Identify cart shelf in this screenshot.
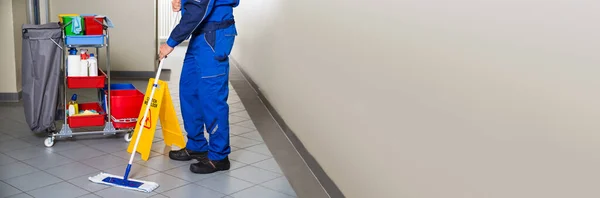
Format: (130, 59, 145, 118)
(65, 35, 106, 47)
(67, 69, 107, 89)
(67, 102, 106, 128)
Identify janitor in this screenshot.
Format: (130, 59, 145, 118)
(158, 0, 239, 174)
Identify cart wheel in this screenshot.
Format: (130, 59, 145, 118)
(124, 132, 133, 142)
(44, 137, 55, 147)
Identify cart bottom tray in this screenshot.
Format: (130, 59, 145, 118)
(67, 102, 106, 128)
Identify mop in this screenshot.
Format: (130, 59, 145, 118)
(88, 12, 181, 193)
(88, 58, 166, 192)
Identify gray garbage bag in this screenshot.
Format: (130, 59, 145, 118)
(22, 23, 63, 133)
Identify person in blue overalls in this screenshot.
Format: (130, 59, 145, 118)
(158, 0, 239, 174)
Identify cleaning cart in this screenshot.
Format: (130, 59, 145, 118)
(44, 15, 141, 147)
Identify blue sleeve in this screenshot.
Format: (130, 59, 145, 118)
(166, 0, 215, 48)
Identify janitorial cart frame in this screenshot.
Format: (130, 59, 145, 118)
(44, 16, 134, 147)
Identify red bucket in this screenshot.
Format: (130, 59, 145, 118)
(84, 16, 104, 35)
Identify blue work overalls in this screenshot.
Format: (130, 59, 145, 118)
(166, 0, 239, 161)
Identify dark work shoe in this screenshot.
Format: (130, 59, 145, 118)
(190, 156, 231, 174)
(169, 148, 207, 161)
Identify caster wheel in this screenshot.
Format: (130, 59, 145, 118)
(44, 137, 55, 147)
(124, 132, 133, 142)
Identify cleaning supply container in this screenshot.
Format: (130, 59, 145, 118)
(84, 16, 104, 35)
(67, 48, 81, 77)
(99, 84, 144, 129)
(61, 15, 84, 36)
(88, 54, 98, 76)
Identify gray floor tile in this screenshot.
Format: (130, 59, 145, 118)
(229, 150, 271, 164)
(58, 147, 105, 161)
(0, 134, 16, 145)
(27, 182, 89, 198)
(163, 165, 221, 182)
(162, 184, 225, 198)
(0, 162, 38, 180)
(140, 173, 189, 193)
(6, 193, 33, 198)
(239, 131, 264, 142)
(88, 141, 130, 153)
(244, 144, 273, 157)
(0, 139, 33, 153)
(44, 141, 85, 153)
(229, 103, 244, 110)
(230, 185, 293, 198)
(4, 171, 62, 192)
(110, 150, 162, 162)
(67, 175, 109, 193)
(94, 187, 156, 198)
(0, 181, 22, 198)
(148, 194, 169, 198)
(16, 135, 47, 147)
(252, 159, 283, 174)
(230, 106, 245, 113)
(230, 111, 250, 119)
(233, 120, 256, 130)
(226, 166, 281, 184)
(45, 162, 99, 180)
(229, 160, 249, 170)
(261, 177, 297, 197)
(104, 165, 158, 179)
(81, 154, 128, 170)
(196, 174, 254, 195)
(229, 116, 249, 124)
(77, 194, 102, 198)
(22, 153, 74, 170)
(4, 147, 53, 161)
(229, 136, 261, 149)
(0, 153, 17, 166)
(150, 142, 171, 154)
(135, 155, 189, 172)
(0, 123, 32, 138)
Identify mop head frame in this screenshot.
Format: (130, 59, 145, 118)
(89, 172, 159, 193)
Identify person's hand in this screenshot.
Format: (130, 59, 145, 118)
(159, 43, 174, 60)
(172, 0, 181, 12)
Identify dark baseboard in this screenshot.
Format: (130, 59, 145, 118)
(231, 59, 346, 198)
(0, 91, 22, 102)
(110, 70, 171, 81)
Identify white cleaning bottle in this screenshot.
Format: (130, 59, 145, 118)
(80, 50, 89, 76)
(88, 53, 98, 76)
(67, 48, 81, 77)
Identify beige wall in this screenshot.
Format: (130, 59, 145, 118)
(232, 0, 600, 198)
(0, 0, 18, 93)
(50, 0, 157, 72)
(13, 0, 27, 91)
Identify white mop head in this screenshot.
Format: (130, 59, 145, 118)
(89, 172, 159, 193)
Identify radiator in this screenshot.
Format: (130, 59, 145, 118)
(158, 0, 180, 40)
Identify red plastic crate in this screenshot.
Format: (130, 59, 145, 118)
(106, 89, 144, 129)
(111, 117, 137, 129)
(67, 69, 106, 89)
(84, 16, 104, 35)
(67, 102, 106, 128)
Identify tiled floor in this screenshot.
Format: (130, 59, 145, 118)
(0, 47, 297, 198)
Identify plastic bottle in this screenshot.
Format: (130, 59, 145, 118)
(68, 94, 79, 116)
(67, 48, 81, 77)
(80, 50, 89, 76)
(88, 53, 98, 76)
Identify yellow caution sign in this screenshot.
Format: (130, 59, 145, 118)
(127, 78, 186, 161)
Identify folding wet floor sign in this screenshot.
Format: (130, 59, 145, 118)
(127, 78, 186, 161)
